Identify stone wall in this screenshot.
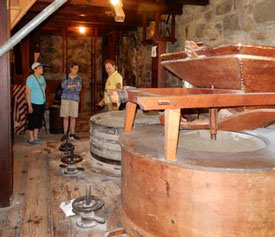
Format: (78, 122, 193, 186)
(40, 0, 275, 96)
(120, 28, 153, 88)
(40, 35, 63, 81)
(169, 0, 275, 51)
(164, 0, 275, 87)
(67, 36, 91, 111)
(40, 35, 101, 111)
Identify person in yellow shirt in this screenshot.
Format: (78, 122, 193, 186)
(98, 59, 123, 111)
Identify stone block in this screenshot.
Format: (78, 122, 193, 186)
(216, 0, 233, 15)
(250, 31, 270, 41)
(242, 16, 255, 32)
(196, 24, 206, 38)
(186, 24, 196, 39)
(204, 10, 214, 22)
(254, 0, 275, 23)
(234, 0, 253, 8)
(223, 13, 240, 30)
(232, 32, 248, 43)
(205, 24, 221, 40)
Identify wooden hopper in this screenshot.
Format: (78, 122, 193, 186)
(161, 43, 275, 92)
(159, 43, 275, 131)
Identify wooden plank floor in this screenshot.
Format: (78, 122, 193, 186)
(0, 127, 123, 237)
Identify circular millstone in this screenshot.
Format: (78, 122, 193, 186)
(119, 125, 275, 171)
(178, 130, 266, 153)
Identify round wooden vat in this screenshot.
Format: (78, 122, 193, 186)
(90, 110, 159, 174)
(119, 125, 275, 237)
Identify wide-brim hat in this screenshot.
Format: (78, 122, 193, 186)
(31, 62, 44, 70)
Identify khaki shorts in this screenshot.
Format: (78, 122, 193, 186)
(60, 99, 79, 118)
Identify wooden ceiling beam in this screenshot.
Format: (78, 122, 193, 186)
(28, 15, 139, 28)
(40, 21, 137, 32)
(175, 0, 209, 5)
(36, 0, 183, 14)
(25, 11, 143, 26)
(30, 2, 110, 15)
(29, 3, 140, 18)
(137, 3, 182, 14)
(38, 0, 114, 8)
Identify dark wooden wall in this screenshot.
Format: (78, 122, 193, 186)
(0, 0, 13, 207)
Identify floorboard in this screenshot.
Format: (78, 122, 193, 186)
(0, 113, 124, 237)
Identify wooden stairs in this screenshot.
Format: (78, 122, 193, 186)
(10, 0, 37, 29)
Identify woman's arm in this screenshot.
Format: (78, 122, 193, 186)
(73, 77, 82, 92)
(116, 82, 121, 89)
(26, 86, 33, 113)
(61, 75, 68, 89)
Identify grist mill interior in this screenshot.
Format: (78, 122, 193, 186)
(1, 0, 275, 236)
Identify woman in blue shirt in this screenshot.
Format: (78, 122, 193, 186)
(60, 62, 82, 141)
(25, 62, 46, 145)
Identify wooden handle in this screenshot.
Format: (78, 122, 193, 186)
(107, 89, 129, 103)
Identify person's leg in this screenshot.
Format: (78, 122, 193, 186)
(60, 100, 70, 141)
(70, 117, 76, 134)
(34, 129, 39, 139)
(27, 106, 35, 141)
(28, 130, 34, 141)
(33, 104, 45, 144)
(27, 104, 41, 145)
(63, 117, 69, 134)
(69, 101, 80, 140)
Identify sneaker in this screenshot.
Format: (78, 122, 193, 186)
(70, 134, 80, 140)
(27, 140, 37, 146)
(60, 134, 68, 142)
(34, 138, 45, 144)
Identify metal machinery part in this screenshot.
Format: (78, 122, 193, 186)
(72, 185, 105, 228)
(59, 142, 84, 175)
(59, 142, 75, 156)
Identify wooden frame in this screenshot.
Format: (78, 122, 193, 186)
(0, 0, 12, 207)
(110, 87, 275, 161)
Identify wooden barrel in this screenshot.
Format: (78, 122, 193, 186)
(90, 110, 159, 174)
(119, 125, 275, 237)
(49, 105, 63, 134)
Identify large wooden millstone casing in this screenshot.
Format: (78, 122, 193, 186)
(119, 125, 275, 237)
(90, 110, 159, 175)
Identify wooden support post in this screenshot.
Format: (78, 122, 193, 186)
(62, 28, 67, 73)
(101, 32, 108, 88)
(171, 15, 176, 39)
(21, 37, 30, 84)
(209, 108, 218, 140)
(124, 102, 137, 133)
(143, 13, 147, 42)
(94, 28, 98, 114)
(0, 0, 12, 207)
(157, 40, 166, 88)
(108, 30, 115, 61)
(29, 30, 40, 66)
(91, 29, 94, 114)
(164, 109, 180, 161)
(154, 12, 160, 41)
